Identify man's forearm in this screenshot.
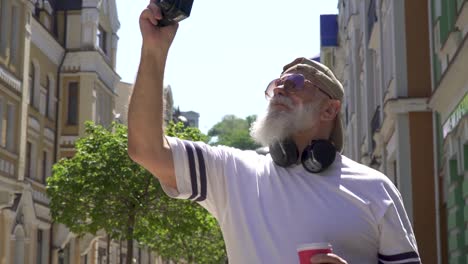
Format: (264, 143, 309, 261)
(128, 50, 168, 154)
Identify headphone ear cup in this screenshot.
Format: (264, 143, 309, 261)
(269, 138, 299, 167)
(301, 140, 337, 173)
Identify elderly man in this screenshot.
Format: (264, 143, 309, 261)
(128, 2, 420, 263)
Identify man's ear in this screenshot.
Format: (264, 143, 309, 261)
(321, 100, 341, 121)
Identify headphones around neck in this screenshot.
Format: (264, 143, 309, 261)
(269, 138, 337, 173)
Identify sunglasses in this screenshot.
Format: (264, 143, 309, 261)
(264, 73, 333, 100)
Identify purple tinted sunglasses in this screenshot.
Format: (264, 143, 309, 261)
(264, 73, 332, 99)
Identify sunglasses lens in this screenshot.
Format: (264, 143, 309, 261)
(265, 80, 277, 98)
(286, 74, 304, 89)
(264, 74, 305, 99)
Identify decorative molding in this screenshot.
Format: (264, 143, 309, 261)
(81, 7, 99, 24)
(32, 189, 50, 205)
(429, 38, 468, 121)
(60, 136, 78, 146)
(107, 0, 121, 32)
(83, 0, 102, 8)
(0, 146, 18, 160)
(24, 0, 38, 5)
(111, 33, 119, 49)
(386, 130, 397, 161)
(372, 131, 383, 157)
(31, 19, 65, 65)
(0, 190, 14, 208)
(62, 51, 120, 91)
(456, 3, 468, 35)
(0, 159, 15, 176)
(384, 97, 431, 114)
(44, 128, 55, 142)
(27, 128, 40, 140)
(28, 116, 40, 132)
(43, 0, 53, 15)
(440, 31, 462, 63)
(368, 20, 380, 51)
(0, 66, 22, 93)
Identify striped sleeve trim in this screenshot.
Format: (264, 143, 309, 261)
(194, 145, 207, 202)
(378, 251, 420, 264)
(378, 262, 420, 264)
(183, 141, 207, 202)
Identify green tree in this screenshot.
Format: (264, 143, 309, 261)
(208, 115, 260, 150)
(140, 121, 226, 263)
(47, 121, 226, 264)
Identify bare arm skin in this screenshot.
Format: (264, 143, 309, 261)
(127, 1, 179, 189)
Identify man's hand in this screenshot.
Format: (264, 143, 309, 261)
(310, 253, 348, 264)
(139, 0, 179, 56)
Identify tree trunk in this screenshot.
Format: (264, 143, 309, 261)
(106, 234, 111, 264)
(126, 238, 134, 264)
(126, 213, 135, 264)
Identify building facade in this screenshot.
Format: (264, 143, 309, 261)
(0, 0, 159, 263)
(429, 0, 468, 263)
(322, 0, 443, 262)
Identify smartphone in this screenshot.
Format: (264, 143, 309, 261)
(155, 0, 194, 27)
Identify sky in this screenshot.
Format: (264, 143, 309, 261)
(115, 0, 339, 134)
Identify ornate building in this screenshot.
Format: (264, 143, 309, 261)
(322, 0, 468, 263)
(321, 0, 447, 262)
(429, 0, 468, 263)
(0, 0, 156, 263)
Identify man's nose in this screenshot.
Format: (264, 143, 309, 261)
(273, 86, 287, 96)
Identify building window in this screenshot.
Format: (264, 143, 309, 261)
(80, 254, 88, 264)
(58, 244, 70, 264)
(67, 82, 78, 125)
(10, 4, 19, 65)
(0, 97, 4, 147)
(25, 142, 32, 178)
(98, 248, 106, 264)
(42, 151, 47, 183)
(97, 25, 107, 54)
(0, 0, 9, 57)
(29, 62, 41, 109)
(29, 63, 35, 106)
(5, 103, 15, 151)
(37, 229, 43, 264)
(33, 2, 40, 19)
(13, 227, 25, 264)
(45, 77, 50, 117)
(47, 76, 56, 120)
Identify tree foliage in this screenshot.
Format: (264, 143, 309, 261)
(208, 115, 260, 150)
(47, 121, 226, 263)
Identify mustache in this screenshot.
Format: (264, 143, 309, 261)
(268, 96, 294, 109)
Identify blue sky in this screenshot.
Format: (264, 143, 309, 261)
(115, 0, 339, 133)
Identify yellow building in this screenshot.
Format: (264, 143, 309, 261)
(0, 0, 158, 263)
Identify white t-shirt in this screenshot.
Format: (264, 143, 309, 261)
(162, 137, 420, 264)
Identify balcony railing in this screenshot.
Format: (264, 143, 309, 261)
(367, 0, 378, 42)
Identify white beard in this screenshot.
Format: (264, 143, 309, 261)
(250, 96, 321, 147)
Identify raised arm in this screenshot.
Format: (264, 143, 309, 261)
(128, 1, 178, 189)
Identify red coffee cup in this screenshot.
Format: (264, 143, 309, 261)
(297, 243, 333, 264)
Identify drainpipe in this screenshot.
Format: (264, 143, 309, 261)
(427, 1, 441, 263)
